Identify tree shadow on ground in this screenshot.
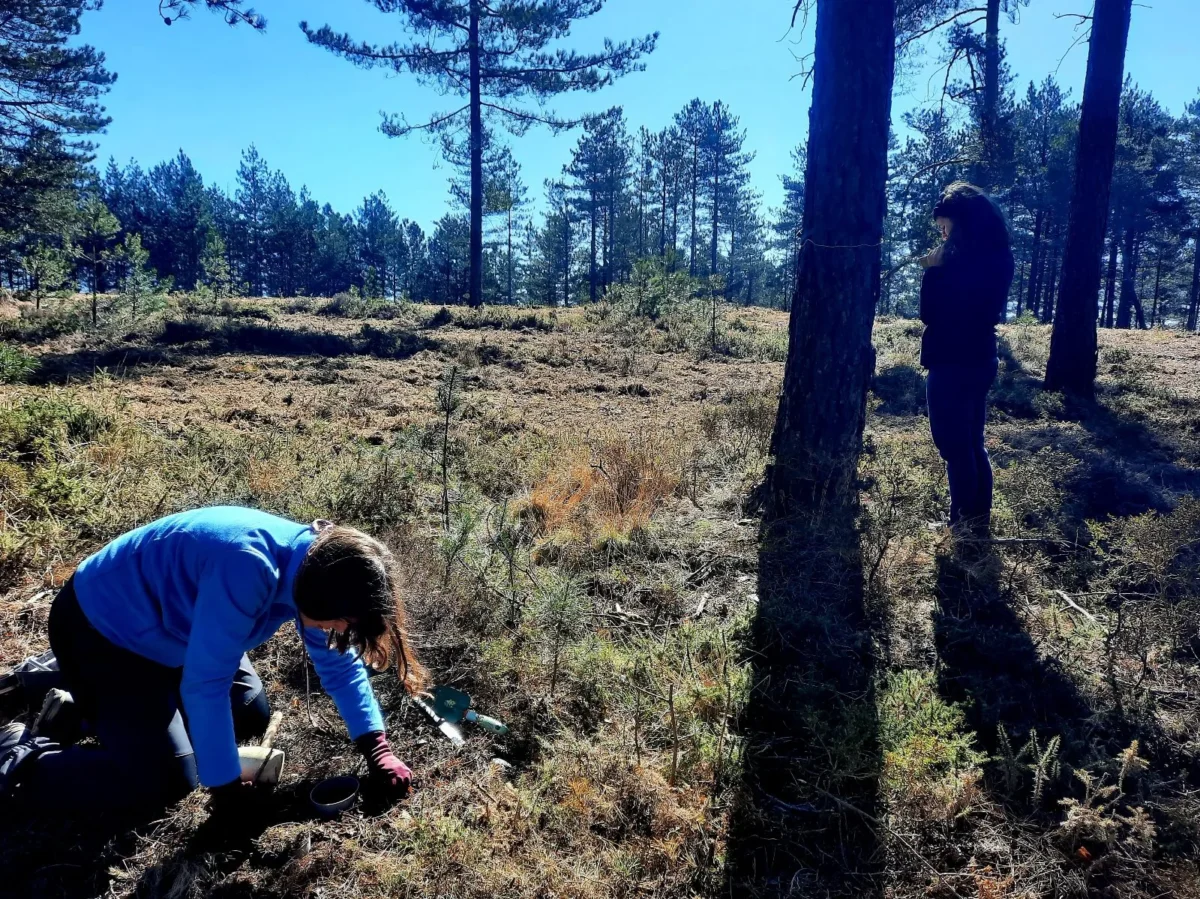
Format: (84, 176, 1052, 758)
(722, 502, 882, 898)
(871, 362, 927, 417)
(992, 337, 1200, 521)
(28, 318, 442, 386)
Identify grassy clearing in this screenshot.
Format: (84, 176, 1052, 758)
(1, 294, 1199, 898)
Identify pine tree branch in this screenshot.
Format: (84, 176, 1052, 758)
(380, 104, 471, 137)
(158, 0, 265, 29)
(480, 101, 576, 131)
(897, 6, 988, 51)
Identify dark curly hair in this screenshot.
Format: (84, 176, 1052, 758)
(933, 181, 1012, 263)
(293, 524, 426, 695)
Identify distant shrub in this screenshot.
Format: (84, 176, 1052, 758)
(428, 305, 556, 332)
(177, 294, 274, 321)
(320, 291, 405, 320)
(0, 306, 85, 344)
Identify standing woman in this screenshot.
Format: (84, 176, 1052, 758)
(919, 182, 1015, 537)
(0, 507, 425, 818)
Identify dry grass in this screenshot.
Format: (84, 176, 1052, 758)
(521, 433, 684, 549)
(2, 297, 1199, 899)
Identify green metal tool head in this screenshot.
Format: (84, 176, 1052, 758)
(431, 685, 472, 724)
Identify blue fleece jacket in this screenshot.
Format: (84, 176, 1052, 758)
(73, 506, 385, 787)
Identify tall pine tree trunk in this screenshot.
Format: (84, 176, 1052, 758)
(467, 0, 484, 307)
(769, 0, 895, 514)
(659, 172, 668, 257)
(507, 207, 514, 305)
(1026, 209, 1045, 315)
(1116, 228, 1138, 328)
(1187, 238, 1200, 331)
(1102, 232, 1119, 327)
(689, 136, 699, 276)
(1041, 242, 1061, 324)
(1045, 0, 1133, 396)
(711, 104, 721, 279)
(1150, 251, 1163, 326)
(588, 191, 598, 304)
(91, 260, 100, 327)
(1015, 257, 1027, 317)
(982, 0, 1001, 185)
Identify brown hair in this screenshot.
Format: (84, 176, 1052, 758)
(933, 181, 1012, 262)
(293, 525, 427, 695)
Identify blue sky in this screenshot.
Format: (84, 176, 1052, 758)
(79, 1, 1199, 228)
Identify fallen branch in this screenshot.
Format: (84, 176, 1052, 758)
(1053, 590, 1098, 623)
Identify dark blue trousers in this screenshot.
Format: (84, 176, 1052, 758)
(23, 580, 270, 813)
(927, 361, 998, 529)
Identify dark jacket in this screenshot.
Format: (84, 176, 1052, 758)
(919, 248, 1014, 369)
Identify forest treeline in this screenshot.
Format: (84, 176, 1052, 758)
(1, 1, 1198, 332)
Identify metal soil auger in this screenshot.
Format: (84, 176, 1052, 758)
(414, 686, 508, 746)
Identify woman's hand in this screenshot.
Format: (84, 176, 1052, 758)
(919, 243, 945, 269)
(355, 731, 412, 798)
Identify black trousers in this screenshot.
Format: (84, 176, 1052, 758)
(927, 360, 998, 528)
(23, 579, 271, 812)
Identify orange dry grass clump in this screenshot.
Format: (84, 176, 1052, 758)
(522, 434, 682, 544)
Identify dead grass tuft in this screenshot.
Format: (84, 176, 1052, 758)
(521, 433, 683, 547)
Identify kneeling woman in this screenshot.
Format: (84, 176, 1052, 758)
(4, 506, 424, 814)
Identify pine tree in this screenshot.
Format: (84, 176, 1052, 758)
(674, 100, 710, 277)
(769, 0, 895, 514)
(234, 145, 271, 296)
(1109, 82, 1183, 329)
(701, 101, 753, 284)
(73, 194, 120, 324)
(0, 1, 115, 157)
(200, 230, 232, 298)
(1045, 0, 1134, 396)
(147, 151, 213, 290)
(20, 242, 70, 310)
(772, 144, 807, 308)
(303, 2, 656, 308)
(117, 233, 160, 321)
(356, 191, 399, 297)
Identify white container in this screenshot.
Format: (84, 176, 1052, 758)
(238, 746, 285, 786)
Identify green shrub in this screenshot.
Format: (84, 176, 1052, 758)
(0, 343, 38, 383)
(0, 395, 112, 466)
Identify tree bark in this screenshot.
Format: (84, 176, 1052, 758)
(768, 0, 895, 515)
(467, 0, 484, 307)
(1045, 0, 1133, 397)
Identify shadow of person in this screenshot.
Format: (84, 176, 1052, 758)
(722, 500, 883, 898)
(933, 547, 1097, 796)
(132, 778, 335, 897)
